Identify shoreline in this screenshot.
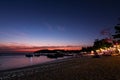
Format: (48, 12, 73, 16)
(0, 55, 71, 71)
(0, 56, 79, 79)
(0, 56, 74, 72)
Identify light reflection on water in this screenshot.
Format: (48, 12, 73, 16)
(0, 56, 58, 70)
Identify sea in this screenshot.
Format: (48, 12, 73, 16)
(0, 53, 68, 71)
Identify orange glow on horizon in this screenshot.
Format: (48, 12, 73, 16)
(0, 45, 82, 53)
(15, 46, 82, 53)
(0, 42, 82, 53)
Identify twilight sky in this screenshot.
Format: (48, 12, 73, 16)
(0, 0, 120, 52)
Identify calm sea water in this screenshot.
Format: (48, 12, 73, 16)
(0, 55, 67, 70)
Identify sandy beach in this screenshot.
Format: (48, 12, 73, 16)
(1, 56, 120, 80)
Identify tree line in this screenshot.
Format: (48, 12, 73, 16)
(81, 19, 120, 53)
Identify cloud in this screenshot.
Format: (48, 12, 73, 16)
(0, 45, 81, 53)
(0, 30, 31, 43)
(0, 31, 12, 37)
(44, 22, 66, 32)
(57, 26, 65, 32)
(44, 23, 53, 31)
(0, 43, 82, 53)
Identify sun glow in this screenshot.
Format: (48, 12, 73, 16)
(0, 42, 82, 53)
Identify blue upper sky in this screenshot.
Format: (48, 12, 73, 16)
(0, 0, 120, 47)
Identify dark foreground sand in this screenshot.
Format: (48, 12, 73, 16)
(1, 56, 120, 80)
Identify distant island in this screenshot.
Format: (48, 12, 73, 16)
(34, 49, 81, 58)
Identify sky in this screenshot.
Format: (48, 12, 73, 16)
(0, 0, 120, 53)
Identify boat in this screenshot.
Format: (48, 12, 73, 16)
(46, 53, 64, 58)
(34, 54, 40, 57)
(25, 54, 33, 57)
(46, 54, 58, 58)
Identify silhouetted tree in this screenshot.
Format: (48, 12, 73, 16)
(93, 39, 112, 50)
(112, 18, 120, 44)
(93, 39, 101, 50)
(80, 46, 93, 52)
(112, 23, 120, 43)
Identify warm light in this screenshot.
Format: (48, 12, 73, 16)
(90, 51, 94, 55)
(91, 51, 94, 54)
(118, 49, 120, 54)
(96, 50, 100, 53)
